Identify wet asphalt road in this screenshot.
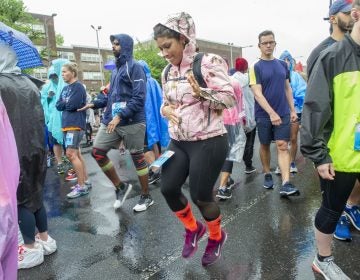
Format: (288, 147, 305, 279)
(18, 141, 360, 280)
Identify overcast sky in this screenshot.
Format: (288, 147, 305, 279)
(23, 0, 333, 65)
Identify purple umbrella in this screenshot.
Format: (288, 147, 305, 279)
(0, 21, 43, 69)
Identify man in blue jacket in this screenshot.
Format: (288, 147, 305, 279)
(80, 34, 153, 212)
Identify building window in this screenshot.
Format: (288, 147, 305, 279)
(83, 72, 103, 81)
(33, 67, 48, 80)
(81, 53, 100, 62)
(32, 23, 45, 33)
(58, 51, 75, 61)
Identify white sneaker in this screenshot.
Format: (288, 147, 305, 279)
(113, 183, 133, 209)
(274, 166, 281, 175)
(18, 243, 44, 269)
(133, 194, 154, 212)
(35, 234, 57, 255)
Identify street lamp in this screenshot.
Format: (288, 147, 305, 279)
(44, 13, 57, 67)
(227, 42, 234, 68)
(91, 25, 104, 87)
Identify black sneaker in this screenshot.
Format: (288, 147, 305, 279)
(226, 177, 235, 189)
(263, 173, 274, 189)
(216, 187, 232, 200)
(245, 166, 256, 174)
(148, 170, 161, 184)
(133, 194, 154, 212)
(113, 183, 133, 209)
(279, 182, 300, 197)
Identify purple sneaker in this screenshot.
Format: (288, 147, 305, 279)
(201, 229, 227, 267)
(182, 221, 206, 258)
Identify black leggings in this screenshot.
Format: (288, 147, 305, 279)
(85, 123, 93, 142)
(161, 135, 228, 221)
(18, 205, 48, 244)
(315, 171, 360, 234)
(243, 129, 256, 167)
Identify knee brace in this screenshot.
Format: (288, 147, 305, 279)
(92, 147, 109, 165)
(130, 151, 148, 176)
(315, 206, 342, 234)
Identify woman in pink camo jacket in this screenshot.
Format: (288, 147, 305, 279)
(153, 12, 236, 266)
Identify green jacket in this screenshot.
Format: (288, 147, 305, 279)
(300, 34, 360, 172)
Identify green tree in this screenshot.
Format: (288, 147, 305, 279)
(56, 33, 64, 46)
(0, 0, 41, 41)
(0, 0, 65, 66)
(133, 41, 167, 83)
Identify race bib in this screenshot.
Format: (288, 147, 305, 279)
(65, 132, 74, 147)
(150, 150, 175, 168)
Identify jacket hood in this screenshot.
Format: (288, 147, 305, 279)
(110, 34, 133, 66)
(0, 43, 21, 74)
(138, 60, 151, 78)
(50, 58, 70, 78)
(279, 50, 295, 71)
(156, 12, 197, 66)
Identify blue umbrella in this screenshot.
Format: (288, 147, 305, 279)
(0, 21, 43, 69)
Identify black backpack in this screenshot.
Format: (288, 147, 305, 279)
(163, 52, 207, 88)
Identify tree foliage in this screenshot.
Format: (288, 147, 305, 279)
(56, 33, 64, 46)
(0, 0, 64, 65)
(0, 0, 41, 41)
(133, 41, 167, 84)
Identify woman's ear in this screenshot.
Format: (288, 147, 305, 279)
(179, 34, 187, 46)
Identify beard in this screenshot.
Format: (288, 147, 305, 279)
(113, 50, 120, 58)
(338, 17, 354, 33)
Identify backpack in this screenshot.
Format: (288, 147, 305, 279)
(163, 52, 207, 87)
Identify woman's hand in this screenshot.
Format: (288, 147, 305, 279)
(162, 104, 179, 125)
(187, 73, 201, 98)
(77, 103, 94, 111)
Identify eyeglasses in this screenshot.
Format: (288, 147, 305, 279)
(112, 42, 120, 46)
(260, 41, 276, 46)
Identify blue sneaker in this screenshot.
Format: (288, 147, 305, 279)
(344, 205, 360, 231)
(334, 215, 352, 241)
(279, 182, 300, 197)
(263, 173, 274, 189)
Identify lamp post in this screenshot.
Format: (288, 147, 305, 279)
(91, 25, 104, 87)
(239, 44, 253, 58)
(44, 13, 57, 67)
(227, 42, 234, 67)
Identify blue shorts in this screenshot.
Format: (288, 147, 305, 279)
(256, 114, 290, 145)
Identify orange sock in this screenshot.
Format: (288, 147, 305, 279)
(206, 216, 222, 241)
(174, 203, 197, 231)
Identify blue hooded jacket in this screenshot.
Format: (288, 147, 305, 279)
(93, 34, 146, 126)
(138, 60, 169, 149)
(279, 50, 307, 113)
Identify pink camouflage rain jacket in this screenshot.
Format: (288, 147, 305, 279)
(159, 12, 236, 141)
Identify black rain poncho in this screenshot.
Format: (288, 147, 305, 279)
(0, 43, 46, 212)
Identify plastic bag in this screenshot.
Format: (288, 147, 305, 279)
(225, 123, 246, 162)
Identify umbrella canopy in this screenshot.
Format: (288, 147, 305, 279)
(0, 21, 43, 69)
(104, 60, 116, 71)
